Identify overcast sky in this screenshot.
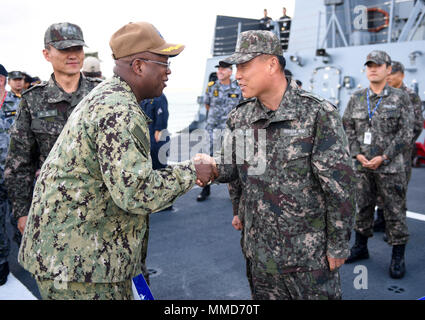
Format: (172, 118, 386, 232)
(1, 0, 294, 94)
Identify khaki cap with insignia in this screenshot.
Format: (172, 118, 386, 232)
(109, 22, 185, 59)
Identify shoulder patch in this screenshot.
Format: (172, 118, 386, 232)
(208, 81, 215, 87)
(129, 123, 150, 157)
(22, 81, 48, 95)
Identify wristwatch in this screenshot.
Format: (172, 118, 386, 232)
(381, 155, 391, 166)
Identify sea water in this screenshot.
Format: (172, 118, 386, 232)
(165, 89, 200, 135)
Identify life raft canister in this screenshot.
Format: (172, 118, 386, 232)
(367, 7, 389, 33)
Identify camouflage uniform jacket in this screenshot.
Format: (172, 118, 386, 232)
(400, 83, 423, 142)
(18, 75, 197, 283)
(4, 73, 101, 219)
(204, 79, 242, 130)
(342, 84, 414, 173)
(0, 91, 20, 199)
(215, 79, 356, 274)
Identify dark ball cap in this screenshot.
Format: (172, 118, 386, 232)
(44, 22, 86, 50)
(215, 61, 232, 69)
(391, 61, 405, 74)
(0, 64, 7, 77)
(8, 71, 24, 79)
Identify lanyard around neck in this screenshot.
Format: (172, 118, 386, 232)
(367, 89, 382, 124)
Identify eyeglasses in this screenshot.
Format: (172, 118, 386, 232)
(130, 58, 171, 69)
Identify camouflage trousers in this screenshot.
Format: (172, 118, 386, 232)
(0, 199, 21, 264)
(250, 264, 341, 300)
(36, 278, 133, 300)
(355, 171, 409, 245)
(377, 148, 413, 209)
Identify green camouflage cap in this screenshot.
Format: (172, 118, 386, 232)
(391, 61, 405, 74)
(222, 30, 283, 65)
(364, 50, 391, 66)
(44, 22, 86, 50)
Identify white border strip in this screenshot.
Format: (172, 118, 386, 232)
(407, 211, 425, 222)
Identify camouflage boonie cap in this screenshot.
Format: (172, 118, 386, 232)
(222, 30, 283, 65)
(44, 22, 86, 50)
(391, 61, 405, 74)
(364, 50, 391, 66)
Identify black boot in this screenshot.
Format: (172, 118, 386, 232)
(196, 185, 210, 202)
(0, 262, 9, 286)
(373, 208, 385, 232)
(345, 232, 369, 264)
(390, 244, 406, 279)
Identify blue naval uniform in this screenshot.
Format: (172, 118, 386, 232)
(204, 79, 242, 155)
(140, 94, 170, 170)
(0, 91, 21, 264)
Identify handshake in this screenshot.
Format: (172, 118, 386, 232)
(193, 153, 218, 187)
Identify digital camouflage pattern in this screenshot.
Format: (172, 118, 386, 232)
(204, 80, 242, 130)
(222, 30, 283, 65)
(216, 79, 356, 277)
(400, 82, 423, 183)
(4, 74, 100, 220)
(0, 91, 20, 183)
(342, 84, 414, 173)
(364, 50, 391, 66)
(400, 83, 423, 142)
(250, 263, 341, 300)
(44, 22, 86, 50)
(343, 84, 413, 246)
(0, 91, 20, 265)
(18, 75, 197, 283)
(354, 171, 408, 245)
(36, 278, 133, 300)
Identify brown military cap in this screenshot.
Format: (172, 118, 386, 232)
(109, 22, 185, 59)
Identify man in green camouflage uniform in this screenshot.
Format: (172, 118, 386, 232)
(205, 30, 356, 299)
(18, 21, 215, 300)
(374, 60, 424, 232)
(387, 61, 423, 182)
(4, 22, 101, 238)
(342, 51, 413, 279)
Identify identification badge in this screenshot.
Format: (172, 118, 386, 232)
(364, 131, 372, 145)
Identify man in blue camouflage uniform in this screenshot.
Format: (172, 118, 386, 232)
(0, 66, 22, 285)
(197, 62, 242, 201)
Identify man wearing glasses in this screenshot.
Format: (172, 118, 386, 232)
(18, 21, 216, 299)
(4, 22, 101, 238)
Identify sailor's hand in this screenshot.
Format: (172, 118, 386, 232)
(327, 256, 346, 271)
(18, 216, 28, 234)
(232, 215, 243, 231)
(193, 153, 218, 187)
